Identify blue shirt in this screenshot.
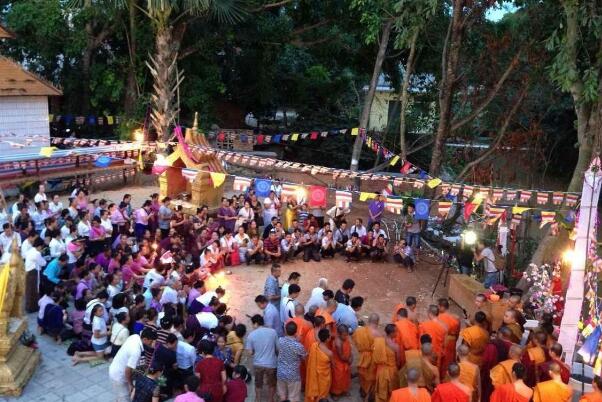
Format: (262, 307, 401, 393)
(176, 340, 197, 370)
(245, 326, 278, 368)
(263, 303, 283, 337)
(277, 336, 306, 382)
(332, 304, 359, 333)
(44, 258, 61, 284)
(264, 275, 280, 309)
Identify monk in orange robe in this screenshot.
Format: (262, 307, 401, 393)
(287, 303, 312, 342)
(305, 328, 333, 402)
(392, 296, 418, 323)
(537, 342, 571, 384)
(490, 361, 533, 402)
(373, 324, 401, 402)
(533, 362, 572, 402)
(315, 301, 336, 332)
(419, 305, 448, 377)
(501, 309, 524, 344)
(302, 315, 326, 387)
(390, 367, 432, 402)
(472, 294, 492, 332)
(394, 308, 419, 354)
(457, 344, 480, 402)
(581, 377, 602, 402)
(352, 313, 381, 401)
(438, 298, 460, 372)
(520, 331, 548, 387)
(490, 345, 523, 388)
(431, 363, 472, 402)
(459, 311, 489, 367)
(331, 324, 352, 397)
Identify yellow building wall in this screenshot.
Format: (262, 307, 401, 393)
(368, 91, 398, 131)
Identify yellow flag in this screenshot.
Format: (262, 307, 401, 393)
(210, 172, 226, 188)
(351, 127, 359, 136)
(389, 155, 400, 166)
(39, 147, 57, 158)
(359, 192, 376, 202)
(48, 114, 54, 122)
(291, 133, 299, 141)
(512, 206, 531, 214)
(366, 137, 372, 147)
(427, 178, 442, 188)
(107, 116, 114, 125)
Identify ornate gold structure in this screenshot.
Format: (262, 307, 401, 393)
(0, 240, 40, 396)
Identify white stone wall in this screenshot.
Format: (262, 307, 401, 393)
(0, 96, 50, 155)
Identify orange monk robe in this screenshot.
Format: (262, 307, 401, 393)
(431, 382, 470, 402)
(286, 316, 312, 342)
(330, 336, 352, 395)
(304, 343, 332, 402)
(352, 326, 376, 395)
(458, 361, 479, 402)
(389, 387, 432, 402)
(505, 323, 523, 344)
(459, 325, 489, 367)
(490, 359, 516, 388)
(315, 309, 334, 328)
(291, 318, 313, 385)
(373, 337, 399, 402)
(520, 346, 547, 387)
(392, 303, 405, 323)
(533, 380, 572, 402)
(395, 319, 419, 351)
(490, 383, 530, 402)
(580, 392, 602, 402)
(302, 329, 318, 352)
(439, 312, 460, 370)
(419, 320, 447, 377)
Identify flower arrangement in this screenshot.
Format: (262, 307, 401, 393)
(523, 262, 564, 321)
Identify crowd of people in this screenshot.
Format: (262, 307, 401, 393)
(0, 182, 595, 402)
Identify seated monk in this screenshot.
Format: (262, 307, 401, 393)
(533, 362, 572, 402)
(537, 342, 570, 384)
(390, 367, 432, 402)
(490, 345, 523, 388)
(331, 324, 352, 397)
(399, 342, 439, 393)
(580, 376, 602, 402)
(419, 305, 448, 377)
(520, 330, 549, 387)
(394, 308, 419, 352)
(457, 344, 480, 402)
(352, 313, 381, 402)
(392, 296, 418, 323)
(459, 311, 489, 367)
(500, 309, 524, 344)
(490, 362, 533, 402)
(373, 324, 401, 402)
(438, 298, 460, 371)
(305, 328, 333, 402)
(431, 363, 472, 402)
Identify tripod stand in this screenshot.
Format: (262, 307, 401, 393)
(431, 252, 455, 297)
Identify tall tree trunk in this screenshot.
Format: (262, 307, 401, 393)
(399, 30, 419, 159)
(429, 0, 464, 175)
(81, 0, 94, 115)
(349, 19, 393, 171)
(124, 0, 138, 118)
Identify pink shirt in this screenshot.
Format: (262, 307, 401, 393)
(174, 392, 204, 402)
(135, 208, 149, 225)
(110, 209, 127, 225)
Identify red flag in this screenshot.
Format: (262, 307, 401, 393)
(310, 131, 319, 140)
(400, 161, 412, 174)
(308, 185, 327, 207)
(464, 202, 477, 221)
(256, 134, 264, 145)
(217, 131, 225, 142)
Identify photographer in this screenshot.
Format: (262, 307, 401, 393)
(474, 240, 498, 288)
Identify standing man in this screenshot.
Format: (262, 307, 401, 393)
(331, 324, 353, 397)
(245, 315, 278, 402)
(352, 313, 382, 402)
(280, 284, 301, 324)
(255, 295, 283, 337)
(431, 363, 472, 402)
(438, 298, 461, 374)
(158, 197, 172, 239)
(332, 296, 363, 333)
(281, 271, 301, 299)
(335, 278, 355, 305)
(405, 203, 422, 252)
(475, 240, 498, 289)
(264, 264, 281, 309)
(533, 362, 572, 402)
(276, 321, 306, 402)
(368, 194, 385, 229)
(419, 305, 448, 375)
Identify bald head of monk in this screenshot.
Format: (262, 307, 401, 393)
(427, 304, 439, 319)
(474, 311, 487, 327)
(498, 325, 512, 340)
(421, 342, 433, 357)
(448, 362, 461, 379)
(318, 277, 328, 289)
(313, 315, 326, 329)
(503, 309, 518, 325)
(509, 344, 523, 360)
(368, 313, 380, 326)
(397, 307, 408, 319)
(295, 303, 305, 317)
(385, 324, 397, 338)
(438, 298, 450, 313)
(406, 367, 420, 385)
(337, 323, 349, 337)
(406, 296, 417, 310)
(318, 328, 331, 343)
(550, 342, 563, 359)
(457, 344, 470, 359)
(534, 330, 548, 347)
(420, 334, 432, 345)
(326, 299, 338, 313)
(512, 362, 526, 381)
(548, 362, 562, 380)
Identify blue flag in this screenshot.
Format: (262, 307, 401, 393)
(414, 198, 430, 220)
(94, 156, 112, 168)
(273, 134, 282, 144)
(255, 179, 272, 197)
(418, 170, 428, 179)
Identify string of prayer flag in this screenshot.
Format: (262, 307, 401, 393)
(385, 197, 403, 214)
(336, 191, 352, 209)
(308, 186, 327, 207)
(233, 176, 251, 191)
(437, 201, 452, 217)
(210, 172, 226, 188)
(540, 211, 556, 228)
(182, 168, 199, 183)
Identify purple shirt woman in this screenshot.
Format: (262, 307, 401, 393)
(217, 199, 236, 232)
(368, 194, 386, 227)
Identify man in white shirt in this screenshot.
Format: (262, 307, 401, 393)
(24, 238, 47, 312)
(48, 194, 63, 217)
(49, 231, 66, 258)
(143, 267, 165, 290)
(20, 232, 38, 258)
(475, 240, 498, 288)
(280, 284, 301, 323)
(305, 278, 328, 312)
(350, 218, 367, 239)
(176, 329, 197, 375)
(280, 233, 296, 262)
(159, 279, 180, 306)
(109, 329, 158, 401)
(372, 222, 388, 240)
(33, 184, 47, 204)
(0, 223, 20, 254)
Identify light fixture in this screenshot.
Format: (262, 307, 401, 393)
(133, 129, 144, 142)
(562, 249, 575, 264)
(463, 230, 478, 246)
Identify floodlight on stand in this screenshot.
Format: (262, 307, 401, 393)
(462, 230, 478, 246)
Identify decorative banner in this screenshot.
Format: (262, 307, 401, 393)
(389, 155, 400, 166)
(381, 183, 393, 198)
(308, 186, 327, 207)
(464, 202, 478, 221)
(413, 180, 425, 189)
(400, 161, 415, 175)
(256, 134, 264, 145)
(291, 133, 299, 141)
(463, 185, 474, 199)
(385, 197, 403, 214)
(310, 131, 319, 140)
(539, 211, 556, 229)
(182, 168, 199, 183)
(94, 155, 113, 168)
(492, 189, 504, 202)
(519, 191, 532, 203)
(281, 183, 298, 202)
(512, 206, 531, 214)
(414, 198, 430, 220)
(351, 127, 359, 136)
(511, 213, 522, 229)
(437, 201, 452, 217)
(39, 147, 57, 158)
(486, 205, 506, 225)
(450, 185, 461, 196)
(210, 172, 226, 188)
(336, 190, 352, 208)
(566, 193, 579, 207)
(552, 192, 565, 205)
(233, 176, 251, 191)
(254, 179, 272, 197)
(537, 192, 549, 205)
(505, 189, 517, 200)
(359, 192, 376, 202)
(427, 178, 442, 188)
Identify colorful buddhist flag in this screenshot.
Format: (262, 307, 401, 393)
(385, 197, 403, 214)
(351, 127, 359, 136)
(505, 190, 517, 200)
(536, 192, 549, 205)
(566, 193, 579, 207)
(389, 155, 400, 166)
(181, 168, 199, 183)
(254, 178, 272, 197)
(540, 211, 556, 229)
(413, 180, 425, 189)
(233, 176, 251, 191)
(281, 183, 298, 202)
(310, 131, 319, 140)
(359, 192, 376, 202)
(519, 191, 532, 203)
(486, 205, 506, 225)
(291, 133, 299, 141)
(427, 178, 442, 188)
(437, 201, 452, 217)
(308, 186, 327, 207)
(414, 198, 430, 220)
(512, 206, 531, 214)
(511, 213, 522, 229)
(336, 191, 352, 208)
(552, 192, 564, 205)
(492, 189, 504, 202)
(210, 172, 226, 188)
(39, 147, 57, 158)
